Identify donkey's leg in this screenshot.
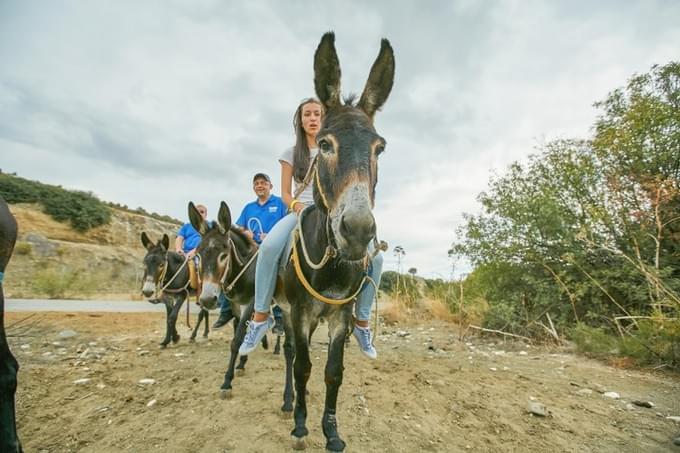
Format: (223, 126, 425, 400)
(189, 308, 205, 342)
(273, 335, 282, 355)
(233, 317, 249, 372)
(160, 297, 173, 348)
(291, 309, 312, 449)
(281, 318, 295, 414)
(1, 297, 22, 452)
(0, 347, 21, 453)
(321, 313, 351, 452)
(220, 303, 253, 398)
(203, 309, 210, 338)
(169, 295, 185, 344)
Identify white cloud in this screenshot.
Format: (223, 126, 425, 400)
(2, 0, 679, 279)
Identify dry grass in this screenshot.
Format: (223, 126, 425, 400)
(379, 295, 459, 325)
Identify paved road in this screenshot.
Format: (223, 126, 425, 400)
(5, 298, 207, 313)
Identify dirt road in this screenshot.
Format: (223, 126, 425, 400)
(7, 311, 680, 452)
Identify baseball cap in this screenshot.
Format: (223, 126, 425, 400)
(253, 172, 271, 183)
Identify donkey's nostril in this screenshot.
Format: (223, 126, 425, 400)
(339, 211, 376, 244)
(339, 215, 351, 237)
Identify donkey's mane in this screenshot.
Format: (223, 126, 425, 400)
(229, 225, 257, 257)
(343, 93, 358, 106)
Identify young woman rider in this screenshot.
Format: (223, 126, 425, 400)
(238, 98, 383, 359)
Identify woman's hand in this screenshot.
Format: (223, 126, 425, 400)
(293, 202, 305, 214)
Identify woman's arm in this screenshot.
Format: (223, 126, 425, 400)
(280, 161, 295, 207)
(280, 161, 304, 214)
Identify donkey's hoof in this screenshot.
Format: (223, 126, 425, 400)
(220, 388, 232, 400)
(172, 335, 181, 344)
(326, 437, 346, 452)
(291, 435, 306, 450)
(235, 368, 245, 377)
(188, 337, 196, 343)
(203, 333, 209, 338)
(159, 343, 168, 349)
(280, 406, 293, 418)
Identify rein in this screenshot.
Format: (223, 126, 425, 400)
(153, 254, 191, 299)
(223, 241, 259, 293)
(290, 227, 368, 306)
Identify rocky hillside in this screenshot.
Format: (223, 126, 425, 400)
(4, 203, 181, 299)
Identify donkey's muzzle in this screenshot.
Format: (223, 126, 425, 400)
(339, 211, 376, 260)
(142, 280, 155, 298)
(199, 281, 221, 310)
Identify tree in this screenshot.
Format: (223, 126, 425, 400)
(454, 62, 680, 343)
(393, 245, 406, 300)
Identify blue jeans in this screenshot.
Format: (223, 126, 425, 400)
(254, 212, 383, 322)
(218, 292, 233, 317)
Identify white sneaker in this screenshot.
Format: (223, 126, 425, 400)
(238, 317, 273, 356)
(353, 325, 377, 360)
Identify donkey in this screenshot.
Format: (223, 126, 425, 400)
(140, 233, 211, 347)
(188, 201, 278, 399)
(277, 33, 394, 451)
(0, 197, 21, 452)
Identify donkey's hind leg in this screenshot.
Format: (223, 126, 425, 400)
(189, 308, 206, 342)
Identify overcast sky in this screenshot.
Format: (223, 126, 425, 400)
(1, 0, 679, 279)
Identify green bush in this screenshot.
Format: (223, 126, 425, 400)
(33, 267, 96, 299)
(619, 319, 680, 367)
(0, 173, 111, 231)
(569, 323, 619, 356)
(569, 320, 680, 369)
(14, 242, 32, 255)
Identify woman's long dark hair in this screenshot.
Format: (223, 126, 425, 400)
(292, 98, 323, 183)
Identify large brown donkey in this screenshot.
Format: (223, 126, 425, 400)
(279, 32, 394, 451)
(0, 197, 21, 452)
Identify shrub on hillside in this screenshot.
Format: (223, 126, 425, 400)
(0, 173, 111, 231)
(33, 267, 96, 299)
(14, 242, 32, 255)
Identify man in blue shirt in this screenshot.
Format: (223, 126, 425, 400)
(236, 173, 287, 244)
(213, 173, 287, 332)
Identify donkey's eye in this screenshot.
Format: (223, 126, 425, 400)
(318, 139, 333, 154)
(375, 143, 386, 155)
(218, 252, 228, 263)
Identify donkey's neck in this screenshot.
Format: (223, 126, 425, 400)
(302, 207, 365, 281)
(162, 251, 190, 290)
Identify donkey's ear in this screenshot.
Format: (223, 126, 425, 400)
(161, 234, 170, 251)
(357, 38, 395, 119)
(188, 202, 208, 235)
(141, 232, 153, 250)
(218, 201, 232, 232)
(314, 31, 342, 111)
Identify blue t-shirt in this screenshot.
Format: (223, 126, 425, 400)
(236, 195, 287, 244)
(177, 223, 202, 253)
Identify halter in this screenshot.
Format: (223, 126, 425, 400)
(150, 253, 191, 299)
(199, 234, 258, 295)
(223, 241, 259, 293)
(291, 151, 387, 307)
